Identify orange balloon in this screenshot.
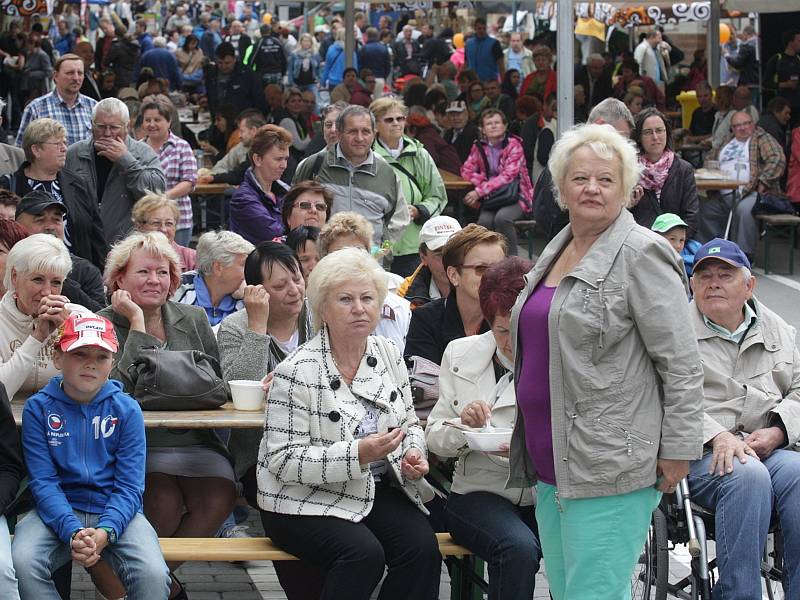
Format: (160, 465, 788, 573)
(453, 32, 464, 49)
(720, 23, 731, 45)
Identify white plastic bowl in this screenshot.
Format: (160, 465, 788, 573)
(229, 380, 265, 411)
(463, 428, 513, 452)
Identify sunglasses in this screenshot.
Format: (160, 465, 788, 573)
(297, 201, 327, 212)
(382, 116, 406, 124)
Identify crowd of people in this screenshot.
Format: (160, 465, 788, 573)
(0, 3, 799, 600)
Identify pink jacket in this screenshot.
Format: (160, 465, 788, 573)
(461, 134, 534, 213)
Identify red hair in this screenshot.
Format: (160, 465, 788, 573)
(0, 218, 29, 250)
(479, 256, 533, 324)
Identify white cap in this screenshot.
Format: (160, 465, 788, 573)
(419, 216, 462, 251)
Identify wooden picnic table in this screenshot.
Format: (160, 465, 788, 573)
(439, 168, 472, 191)
(191, 183, 235, 230)
(694, 175, 743, 239)
(193, 182, 233, 195)
(11, 395, 264, 429)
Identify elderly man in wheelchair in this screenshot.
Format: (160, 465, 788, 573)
(687, 238, 800, 600)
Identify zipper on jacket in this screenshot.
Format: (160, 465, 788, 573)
(554, 489, 563, 512)
(596, 417, 654, 453)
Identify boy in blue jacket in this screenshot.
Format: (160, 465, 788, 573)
(11, 312, 170, 599)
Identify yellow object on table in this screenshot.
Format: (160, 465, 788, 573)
(677, 91, 699, 130)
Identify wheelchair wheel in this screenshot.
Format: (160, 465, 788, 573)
(764, 529, 785, 600)
(631, 508, 669, 600)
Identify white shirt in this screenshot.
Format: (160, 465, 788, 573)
(719, 137, 751, 186)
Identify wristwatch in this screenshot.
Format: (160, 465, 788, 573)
(98, 526, 117, 545)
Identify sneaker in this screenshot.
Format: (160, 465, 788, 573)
(219, 525, 249, 538)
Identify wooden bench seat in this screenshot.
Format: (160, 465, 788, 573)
(158, 532, 471, 562)
(755, 213, 800, 274)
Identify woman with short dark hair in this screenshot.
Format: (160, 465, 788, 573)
(230, 125, 292, 245)
(631, 107, 699, 237)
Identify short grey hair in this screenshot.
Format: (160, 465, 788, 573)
(195, 231, 254, 276)
(153, 36, 167, 48)
(336, 105, 375, 135)
(548, 123, 642, 210)
(321, 100, 349, 122)
(93, 97, 130, 124)
(5, 233, 71, 293)
(588, 98, 635, 134)
(588, 53, 605, 64)
(306, 247, 387, 333)
(22, 118, 66, 162)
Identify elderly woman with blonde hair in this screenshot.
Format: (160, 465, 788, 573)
(508, 123, 704, 599)
(133, 193, 196, 271)
(257, 247, 440, 600)
(369, 95, 447, 277)
(173, 230, 254, 330)
(98, 231, 235, 600)
(0, 233, 71, 398)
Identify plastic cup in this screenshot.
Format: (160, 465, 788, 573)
(229, 380, 265, 411)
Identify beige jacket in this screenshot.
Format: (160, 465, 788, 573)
(508, 209, 704, 499)
(0, 291, 60, 398)
(257, 327, 434, 521)
(691, 298, 800, 445)
(425, 331, 534, 505)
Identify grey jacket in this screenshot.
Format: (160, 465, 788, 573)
(691, 298, 800, 446)
(63, 136, 166, 245)
(0, 144, 23, 178)
(293, 144, 410, 247)
(217, 305, 312, 479)
(508, 209, 704, 499)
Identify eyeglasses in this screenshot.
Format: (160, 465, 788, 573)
(94, 123, 124, 134)
(382, 116, 406, 124)
(732, 121, 753, 129)
(39, 140, 67, 148)
(641, 127, 666, 137)
(143, 219, 176, 229)
(460, 263, 491, 276)
(297, 201, 327, 212)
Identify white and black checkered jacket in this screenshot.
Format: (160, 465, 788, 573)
(256, 326, 434, 521)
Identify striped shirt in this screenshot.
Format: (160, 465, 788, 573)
(16, 90, 97, 147)
(155, 132, 198, 231)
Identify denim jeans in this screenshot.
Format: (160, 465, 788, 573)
(689, 448, 800, 600)
(12, 509, 170, 600)
(0, 515, 20, 600)
(445, 491, 541, 600)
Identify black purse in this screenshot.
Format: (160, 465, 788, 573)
(476, 141, 520, 211)
(751, 193, 797, 217)
(127, 347, 228, 411)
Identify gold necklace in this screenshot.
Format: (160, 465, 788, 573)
(331, 353, 359, 382)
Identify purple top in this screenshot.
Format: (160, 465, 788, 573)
(517, 281, 557, 485)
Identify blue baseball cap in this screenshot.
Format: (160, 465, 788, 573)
(693, 238, 751, 271)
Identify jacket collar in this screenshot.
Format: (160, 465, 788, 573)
(691, 296, 779, 351)
(447, 330, 497, 379)
(527, 208, 636, 289)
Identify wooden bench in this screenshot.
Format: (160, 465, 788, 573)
(755, 213, 800, 275)
(159, 533, 483, 600)
(158, 532, 471, 561)
(514, 219, 537, 259)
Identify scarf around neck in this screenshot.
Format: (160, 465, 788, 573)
(639, 149, 675, 192)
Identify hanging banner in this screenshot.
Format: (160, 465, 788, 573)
(535, 2, 742, 27)
(1, 0, 50, 15)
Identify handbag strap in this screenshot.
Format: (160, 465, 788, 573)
(389, 159, 423, 199)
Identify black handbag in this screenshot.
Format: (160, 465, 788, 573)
(476, 142, 520, 211)
(127, 347, 228, 411)
(751, 193, 797, 217)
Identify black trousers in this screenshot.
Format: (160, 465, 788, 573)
(261, 483, 442, 600)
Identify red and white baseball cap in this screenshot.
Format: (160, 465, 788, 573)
(59, 313, 119, 353)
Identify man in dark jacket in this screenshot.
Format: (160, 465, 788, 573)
(393, 25, 422, 77)
(421, 27, 453, 70)
(358, 28, 391, 80)
(135, 37, 182, 91)
(0, 381, 23, 591)
(15, 191, 107, 311)
(442, 101, 479, 163)
(764, 29, 800, 128)
(243, 24, 287, 86)
(205, 42, 266, 118)
(725, 26, 759, 102)
(574, 54, 613, 108)
(758, 96, 792, 159)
